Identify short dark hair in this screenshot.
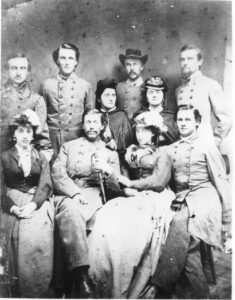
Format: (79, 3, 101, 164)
(52, 43, 80, 65)
(7, 53, 31, 71)
(175, 104, 202, 123)
(180, 45, 203, 61)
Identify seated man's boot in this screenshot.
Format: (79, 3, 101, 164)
(72, 266, 94, 299)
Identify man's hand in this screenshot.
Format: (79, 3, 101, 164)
(18, 202, 37, 219)
(91, 154, 112, 175)
(73, 194, 88, 205)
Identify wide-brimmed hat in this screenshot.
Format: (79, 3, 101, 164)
(144, 76, 168, 92)
(95, 78, 117, 99)
(119, 49, 148, 65)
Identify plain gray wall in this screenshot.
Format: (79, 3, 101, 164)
(2, 0, 232, 112)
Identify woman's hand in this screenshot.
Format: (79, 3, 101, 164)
(106, 139, 117, 151)
(91, 154, 112, 175)
(118, 175, 131, 187)
(18, 202, 37, 219)
(123, 188, 139, 197)
(11, 205, 23, 217)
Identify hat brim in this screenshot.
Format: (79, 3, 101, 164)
(119, 54, 148, 65)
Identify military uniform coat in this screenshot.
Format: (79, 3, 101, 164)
(166, 134, 231, 247)
(1, 82, 51, 152)
(41, 72, 94, 157)
(116, 79, 145, 119)
(175, 71, 232, 146)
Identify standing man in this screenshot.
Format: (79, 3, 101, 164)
(116, 49, 148, 119)
(1, 53, 53, 160)
(176, 44, 232, 147)
(51, 109, 122, 298)
(126, 105, 231, 299)
(41, 43, 94, 159)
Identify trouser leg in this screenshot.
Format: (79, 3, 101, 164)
(184, 236, 209, 298)
(151, 206, 209, 298)
(55, 197, 89, 271)
(151, 206, 190, 293)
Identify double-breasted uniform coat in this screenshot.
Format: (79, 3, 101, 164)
(41, 72, 94, 158)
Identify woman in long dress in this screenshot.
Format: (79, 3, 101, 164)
(0, 113, 54, 297)
(88, 110, 175, 298)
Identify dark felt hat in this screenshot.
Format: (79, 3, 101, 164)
(119, 49, 148, 65)
(95, 78, 117, 99)
(144, 76, 168, 92)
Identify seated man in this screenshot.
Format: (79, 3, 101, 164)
(133, 104, 231, 298)
(51, 109, 122, 298)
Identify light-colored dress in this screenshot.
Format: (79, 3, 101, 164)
(88, 145, 175, 298)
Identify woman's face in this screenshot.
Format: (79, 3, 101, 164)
(14, 125, 33, 148)
(136, 126, 153, 146)
(100, 88, 117, 110)
(146, 88, 164, 107)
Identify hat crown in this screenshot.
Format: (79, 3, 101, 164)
(145, 76, 167, 90)
(126, 49, 142, 57)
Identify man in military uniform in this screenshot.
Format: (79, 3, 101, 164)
(41, 43, 94, 160)
(134, 105, 231, 299)
(1, 53, 53, 160)
(116, 49, 148, 119)
(51, 109, 122, 298)
(175, 44, 231, 147)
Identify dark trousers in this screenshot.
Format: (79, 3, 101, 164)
(151, 206, 209, 299)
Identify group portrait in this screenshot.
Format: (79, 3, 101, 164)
(0, 0, 232, 299)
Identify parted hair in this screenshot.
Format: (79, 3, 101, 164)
(180, 44, 203, 61)
(52, 43, 80, 65)
(175, 104, 202, 123)
(7, 53, 31, 71)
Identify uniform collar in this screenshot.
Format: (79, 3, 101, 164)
(6, 80, 31, 96)
(179, 132, 199, 144)
(181, 70, 202, 85)
(57, 72, 77, 82)
(126, 77, 144, 87)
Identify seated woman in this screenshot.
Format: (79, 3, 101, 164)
(133, 76, 179, 146)
(0, 114, 54, 297)
(95, 78, 133, 174)
(88, 110, 175, 298)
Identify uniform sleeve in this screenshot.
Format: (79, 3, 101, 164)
(84, 82, 95, 110)
(130, 152, 171, 192)
(104, 150, 123, 200)
(31, 152, 53, 208)
(208, 80, 232, 146)
(51, 144, 82, 197)
(206, 142, 231, 223)
(116, 84, 124, 110)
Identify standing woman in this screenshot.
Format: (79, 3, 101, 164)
(133, 76, 179, 146)
(0, 114, 54, 297)
(95, 78, 133, 174)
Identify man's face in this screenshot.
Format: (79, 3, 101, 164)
(179, 49, 202, 78)
(124, 58, 143, 81)
(57, 48, 78, 76)
(100, 88, 117, 111)
(83, 113, 104, 141)
(177, 109, 199, 138)
(8, 57, 29, 85)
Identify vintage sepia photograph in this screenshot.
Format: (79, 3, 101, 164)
(0, 0, 232, 298)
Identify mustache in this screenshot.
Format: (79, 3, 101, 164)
(128, 71, 137, 76)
